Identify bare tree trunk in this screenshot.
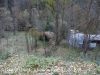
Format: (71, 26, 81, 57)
(60, 0, 66, 40)
(61, 7, 65, 39)
(25, 30, 30, 52)
(13, 18, 18, 35)
(29, 31, 34, 51)
(31, 36, 34, 50)
(55, 0, 60, 45)
(83, 30, 89, 53)
(55, 12, 59, 45)
(6, 24, 9, 48)
(34, 38, 37, 52)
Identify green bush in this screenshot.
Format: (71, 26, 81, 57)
(24, 56, 60, 70)
(45, 24, 53, 31)
(0, 50, 10, 60)
(53, 72, 59, 75)
(38, 40, 49, 46)
(11, 73, 16, 75)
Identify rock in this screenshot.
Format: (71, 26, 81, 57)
(39, 31, 55, 42)
(44, 31, 54, 40)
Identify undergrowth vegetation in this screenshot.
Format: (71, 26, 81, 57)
(24, 56, 60, 70)
(0, 49, 10, 60)
(52, 72, 59, 75)
(65, 48, 80, 61)
(37, 40, 49, 46)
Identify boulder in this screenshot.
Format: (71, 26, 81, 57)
(39, 31, 55, 42)
(44, 31, 54, 41)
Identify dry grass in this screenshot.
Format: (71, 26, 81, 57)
(52, 47, 69, 58)
(0, 32, 26, 56)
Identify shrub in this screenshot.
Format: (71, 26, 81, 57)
(53, 72, 59, 75)
(0, 49, 10, 60)
(11, 73, 16, 75)
(45, 24, 53, 31)
(37, 40, 49, 46)
(24, 56, 60, 70)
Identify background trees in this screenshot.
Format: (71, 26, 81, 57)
(0, 0, 99, 51)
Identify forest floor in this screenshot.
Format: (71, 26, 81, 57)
(0, 32, 100, 75)
(0, 53, 99, 75)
